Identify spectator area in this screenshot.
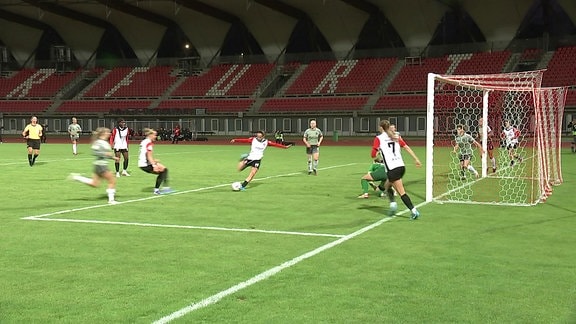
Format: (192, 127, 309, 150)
(56, 100, 152, 113)
(542, 46, 576, 87)
(170, 63, 274, 97)
(285, 58, 397, 95)
(0, 100, 52, 113)
(449, 51, 511, 75)
(156, 99, 254, 113)
(82, 66, 176, 98)
(387, 57, 452, 93)
(260, 97, 368, 113)
(0, 68, 79, 98)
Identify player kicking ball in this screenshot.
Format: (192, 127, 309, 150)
(230, 130, 291, 191)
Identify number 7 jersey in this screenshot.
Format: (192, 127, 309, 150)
(371, 132, 407, 171)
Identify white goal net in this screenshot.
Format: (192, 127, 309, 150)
(426, 71, 566, 206)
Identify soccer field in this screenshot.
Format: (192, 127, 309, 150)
(1, 141, 575, 323)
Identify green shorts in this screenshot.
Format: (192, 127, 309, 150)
(370, 167, 388, 181)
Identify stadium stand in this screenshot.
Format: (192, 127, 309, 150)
(0, 100, 52, 113)
(449, 51, 511, 75)
(284, 58, 397, 95)
(82, 66, 176, 98)
(156, 99, 254, 113)
(0, 68, 79, 98)
(542, 46, 576, 87)
(170, 63, 274, 97)
(260, 97, 368, 113)
(386, 56, 452, 93)
(373, 95, 426, 111)
(56, 100, 152, 113)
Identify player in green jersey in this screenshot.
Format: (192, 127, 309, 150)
(69, 127, 120, 204)
(303, 119, 323, 175)
(358, 154, 388, 198)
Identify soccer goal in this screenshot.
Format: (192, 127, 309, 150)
(425, 71, 566, 206)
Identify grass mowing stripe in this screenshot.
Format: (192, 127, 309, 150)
(22, 162, 359, 220)
(152, 200, 428, 324)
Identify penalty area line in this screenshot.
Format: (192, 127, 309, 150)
(25, 217, 345, 238)
(152, 200, 428, 324)
(22, 162, 359, 220)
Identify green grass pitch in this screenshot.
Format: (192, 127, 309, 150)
(1, 141, 575, 323)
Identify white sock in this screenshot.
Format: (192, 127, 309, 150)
(467, 165, 478, 175)
(313, 160, 318, 169)
(73, 143, 77, 154)
(106, 188, 116, 201)
(74, 175, 92, 185)
(491, 157, 496, 168)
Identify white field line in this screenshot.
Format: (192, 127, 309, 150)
(152, 201, 427, 324)
(26, 218, 345, 238)
(0, 149, 231, 167)
(21, 163, 359, 238)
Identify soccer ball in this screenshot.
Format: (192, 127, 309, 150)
(231, 181, 243, 191)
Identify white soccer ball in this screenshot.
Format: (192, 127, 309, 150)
(231, 181, 242, 191)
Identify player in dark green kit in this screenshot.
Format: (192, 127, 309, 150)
(358, 155, 388, 198)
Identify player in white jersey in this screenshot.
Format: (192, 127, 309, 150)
(110, 119, 131, 177)
(502, 120, 523, 167)
(371, 120, 421, 219)
(68, 127, 119, 204)
(478, 118, 496, 172)
(138, 128, 171, 195)
(230, 130, 291, 191)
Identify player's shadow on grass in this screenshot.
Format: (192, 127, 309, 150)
(356, 204, 411, 219)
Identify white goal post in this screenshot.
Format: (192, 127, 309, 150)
(426, 71, 566, 206)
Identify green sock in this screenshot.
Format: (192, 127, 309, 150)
(361, 179, 369, 193)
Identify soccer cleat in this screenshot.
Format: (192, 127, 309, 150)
(474, 172, 480, 178)
(108, 200, 119, 205)
(239, 186, 246, 191)
(460, 176, 466, 180)
(153, 189, 161, 195)
(116, 172, 121, 178)
(121, 170, 130, 177)
(357, 193, 369, 199)
(388, 202, 397, 216)
(492, 167, 497, 173)
(313, 169, 317, 175)
(308, 171, 312, 175)
(410, 209, 420, 220)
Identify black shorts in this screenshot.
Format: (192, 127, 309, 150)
(306, 145, 319, 155)
(27, 139, 41, 150)
(240, 159, 261, 171)
(115, 149, 129, 153)
(387, 166, 405, 182)
(140, 165, 155, 174)
(507, 143, 518, 150)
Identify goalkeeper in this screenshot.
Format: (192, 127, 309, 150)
(358, 154, 388, 199)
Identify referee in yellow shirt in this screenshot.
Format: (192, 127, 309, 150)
(22, 116, 43, 166)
